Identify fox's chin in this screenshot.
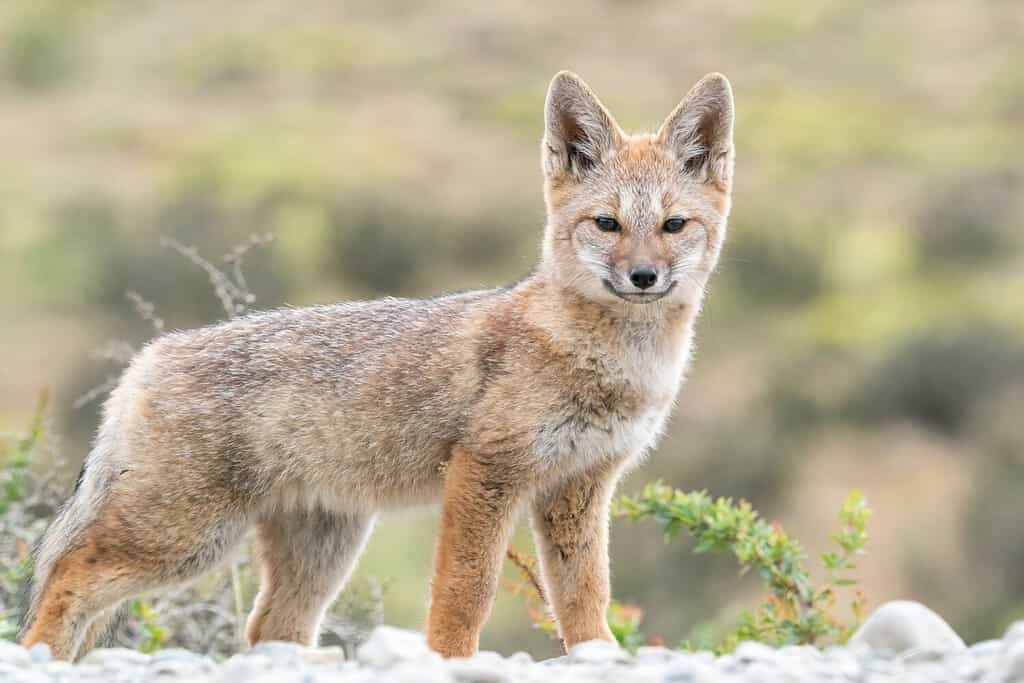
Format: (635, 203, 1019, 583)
(601, 279, 677, 304)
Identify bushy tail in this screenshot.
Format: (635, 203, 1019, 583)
(18, 451, 110, 640)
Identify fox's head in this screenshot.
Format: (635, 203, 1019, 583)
(539, 71, 734, 312)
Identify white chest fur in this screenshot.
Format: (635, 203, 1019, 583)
(534, 323, 695, 472)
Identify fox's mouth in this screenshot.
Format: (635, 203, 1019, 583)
(602, 279, 676, 304)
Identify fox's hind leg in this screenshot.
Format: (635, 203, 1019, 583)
(246, 508, 375, 646)
(21, 498, 247, 660)
(74, 606, 121, 658)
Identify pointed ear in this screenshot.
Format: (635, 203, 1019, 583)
(657, 73, 735, 186)
(543, 71, 623, 180)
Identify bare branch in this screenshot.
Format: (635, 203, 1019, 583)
(126, 291, 165, 335)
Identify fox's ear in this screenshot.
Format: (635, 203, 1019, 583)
(657, 73, 735, 186)
(543, 71, 623, 180)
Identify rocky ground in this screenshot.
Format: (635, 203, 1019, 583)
(3, 602, 1022, 682)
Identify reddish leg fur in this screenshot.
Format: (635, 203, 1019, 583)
(20, 534, 134, 659)
(427, 448, 523, 657)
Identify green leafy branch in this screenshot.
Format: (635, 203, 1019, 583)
(613, 482, 870, 653)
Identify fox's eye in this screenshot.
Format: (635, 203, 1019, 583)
(663, 217, 687, 233)
(594, 216, 621, 232)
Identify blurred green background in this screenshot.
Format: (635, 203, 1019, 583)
(1, 0, 1022, 657)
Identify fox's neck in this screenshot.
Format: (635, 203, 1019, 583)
(516, 272, 696, 353)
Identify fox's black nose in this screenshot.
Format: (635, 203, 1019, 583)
(629, 266, 658, 290)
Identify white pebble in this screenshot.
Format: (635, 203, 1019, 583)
(735, 640, 777, 663)
(849, 600, 966, 655)
(80, 647, 150, 669)
(26, 643, 50, 663)
(634, 645, 676, 665)
(507, 651, 533, 666)
(567, 639, 627, 665)
(447, 650, 508, 683)
(356, 626, 438, 669)
(997, 639, 1024, 682)
(387, 660, 454, 682)
(0, 640, 31, 666)
(1005, 621, 1024, 644)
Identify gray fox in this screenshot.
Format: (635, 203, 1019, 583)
(21, 70, 735, 659)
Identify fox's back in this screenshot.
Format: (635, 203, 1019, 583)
(107, 290, 503, 507)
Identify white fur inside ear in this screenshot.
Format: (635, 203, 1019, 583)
(658, 73, 735, 184)
(543, 71, 622, 179)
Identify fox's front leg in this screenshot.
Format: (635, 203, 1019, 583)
(427, 448, 522, 657)
(531, 464, 620, 649)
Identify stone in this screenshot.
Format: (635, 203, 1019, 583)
(40, 661, 76, 677)
(822, 646, 865, 679)
(662, 657, 720, 683)
(567, 639, 628, 665)
(11, 674, 52, 683)
(388, 660, 454, 682)
(953, 656, 984, 681)
(250, 640, 306, 656)
(0, 640, 31, 667)
(1004, 621, 1024, 644)
(740, 661, 790, 682)
(26, 643, 50, 664)
(617, 666, 672, 683)
(150, 657, 216, 678)
(735, 640, 777, 664)
(297, 645, 347, 668)
(996, 639, 1024, 683)
(220, 652, 274, 679)
(634, 645, 677, 665)
(507, 651, 533, 666)
(778, 644, 822, 665)
(4, 614, 1018, 682)
(849, 600, 966, 656)
(448, 650, 509, 682)
(146, 646, 216, 679)
(967, 638, 1003, 659)
(80, 647, 151, 669)
(356, 626, 438, 669)
(237, 673, 301, 683)
(150, 647, 206, 663)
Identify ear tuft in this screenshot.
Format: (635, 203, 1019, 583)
(543, 71, 622, 180)
(657, 73, 735, 185)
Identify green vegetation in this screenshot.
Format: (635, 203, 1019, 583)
(615, 484, 869, 652)
(0, 394, 53, 641)
(502, 486, 870, 654)
(130, 600, 169, 654)
(2, 4, 83, 91)
(606, 601, 647, 654)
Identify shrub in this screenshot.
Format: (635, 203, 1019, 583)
(614, 482, 870, 653)
(914, 171, 1022, 267)
(849, 327, 1024, 434)
(0, 392, 65, 641)
(503, 483, 871, 654)
(720, 212, 825, 308)
(3, 6, 83, 91)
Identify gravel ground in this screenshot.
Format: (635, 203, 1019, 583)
(3, 602, 1021, 682)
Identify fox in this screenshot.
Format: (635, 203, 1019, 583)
(20, 70, 735, 660)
